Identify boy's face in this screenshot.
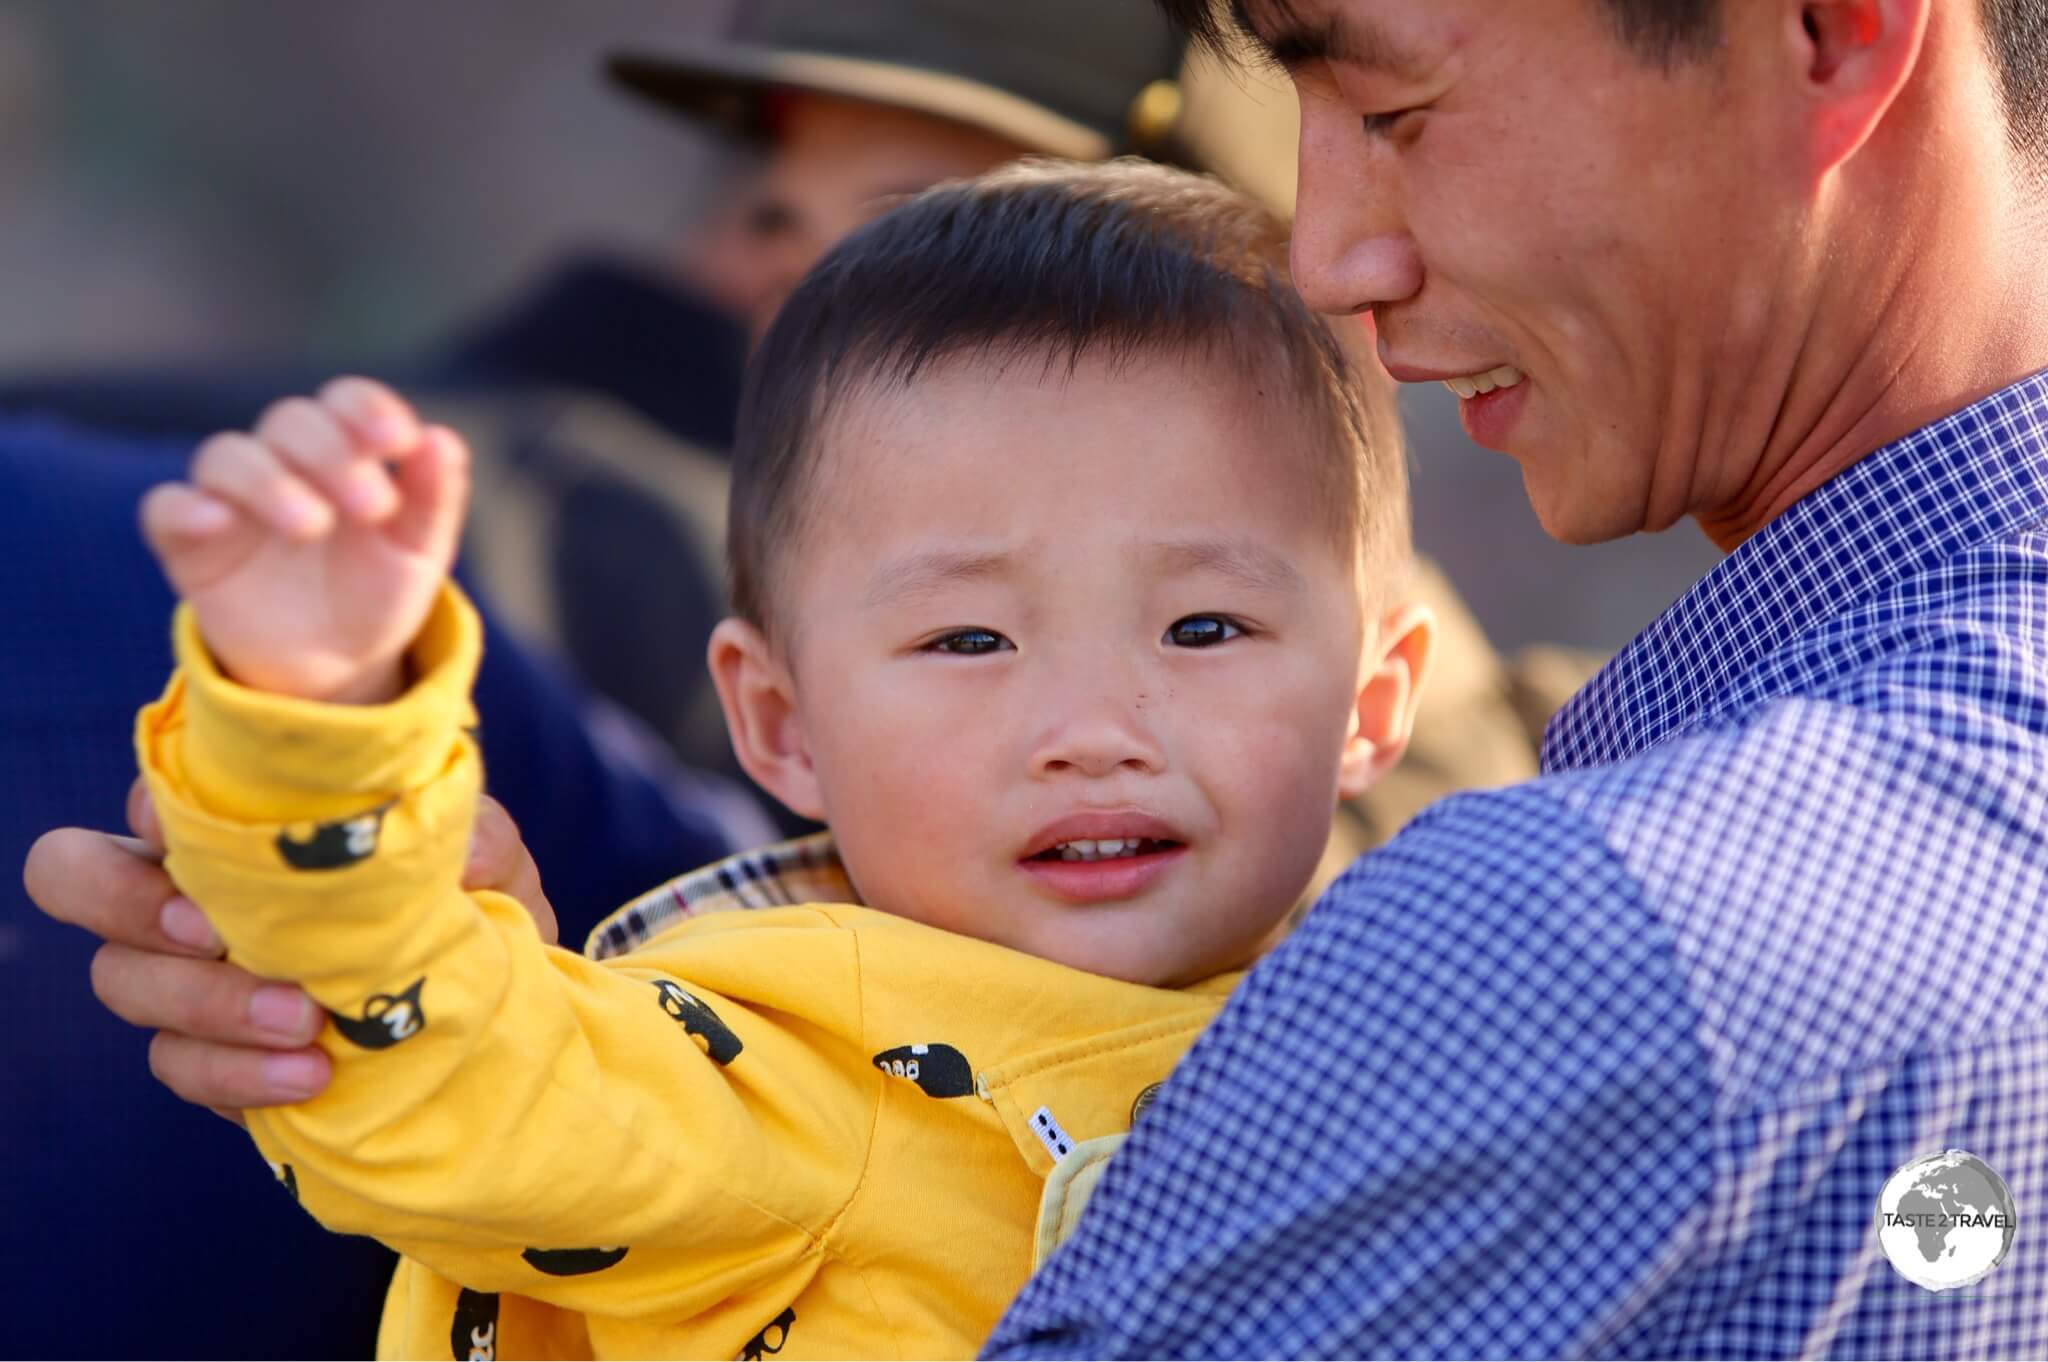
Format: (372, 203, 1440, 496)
(715, 349, 1415, 987)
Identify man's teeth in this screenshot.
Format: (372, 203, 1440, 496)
(1053, 838, 1166, 862)
(1443, 365, 1526, 400)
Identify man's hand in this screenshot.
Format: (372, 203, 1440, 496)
(138, 376, 469, 705)
(23, 777, 558, 1124)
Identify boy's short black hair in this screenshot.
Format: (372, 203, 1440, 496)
(727, 156, 1408, 643)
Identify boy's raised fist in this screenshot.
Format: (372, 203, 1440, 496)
(139, 376, 469, 705)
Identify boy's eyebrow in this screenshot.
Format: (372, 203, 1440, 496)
(1142, 536, 1307, 596)
(864, 548, 1016, 608)
(1229, 0, 1430, 79)
(863, 537, 1306, 609)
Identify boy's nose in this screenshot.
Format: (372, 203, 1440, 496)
(1028, 694, 1167, 781)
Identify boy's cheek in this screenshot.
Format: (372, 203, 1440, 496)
(816, 718, 998, 868)
(1197, 706, 1354, 838)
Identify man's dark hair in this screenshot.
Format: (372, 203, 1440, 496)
(1981, 0, 2048, 157)
(1161, 0, 2048, 156)
(727, 157, 1406, 645)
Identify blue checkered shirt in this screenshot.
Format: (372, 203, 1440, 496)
(986, 373, 2048, 1358)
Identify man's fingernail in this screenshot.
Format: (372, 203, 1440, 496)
(159, 896, 221, 952)
(249, 985, 314, 1037)
(259, 1051, 325, 1097)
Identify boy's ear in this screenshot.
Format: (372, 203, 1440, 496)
(1336, 601, 1437, 802)
(706, 617, 827, 822)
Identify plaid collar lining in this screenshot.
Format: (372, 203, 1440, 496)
(583, 832, 858, 961)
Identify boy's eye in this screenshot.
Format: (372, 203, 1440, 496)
(925, 629, 1012, 656)
(1165, 615, 1244, 648)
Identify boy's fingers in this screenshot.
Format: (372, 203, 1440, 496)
(139, 483, 260, 595)
(23, 826, 219, 958)
(386, 424, 471, 562)
(137, 481, 235, 543)
(148, 1031, 331, 1111)
(255, 396, 397, 524)
(190, 432, 335, 540)
(318, 375, 420, 453)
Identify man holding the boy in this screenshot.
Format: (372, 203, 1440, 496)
(986, 0, 2048, 1354)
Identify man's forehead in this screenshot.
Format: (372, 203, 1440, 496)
(1229, 0, 1431, 79)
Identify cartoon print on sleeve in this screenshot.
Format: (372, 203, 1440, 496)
(651, 979, 744, 1064)
(739, 1306, 796, 1360)
(520, 1246, 630, 1276)
(450, 1288, 498, 1361)
(265, 1160, 299, 1202)
(275, 802, 393, 871)
(872, 1043, 975, 1098)
(326, 977, 427, 1050)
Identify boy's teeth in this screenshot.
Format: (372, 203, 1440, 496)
(1444, 365, 1525, 400)
(1053, 838, 1156, 862)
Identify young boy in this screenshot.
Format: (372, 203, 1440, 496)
(136, 159, 1433, 1359)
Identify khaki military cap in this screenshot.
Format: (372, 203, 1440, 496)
(609, 0, 1188, 162)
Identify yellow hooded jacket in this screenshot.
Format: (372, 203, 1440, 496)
(137, 585, 1240, 1360)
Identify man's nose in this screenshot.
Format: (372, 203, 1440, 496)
(1288, 96, 1423, 317)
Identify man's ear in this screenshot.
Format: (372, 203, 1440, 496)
(1793, 0, 1930, 174)
(706, 617, 827, 821)
(1337, 601, 1437, 801)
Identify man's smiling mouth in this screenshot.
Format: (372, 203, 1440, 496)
(1442, 365, 1526, 400)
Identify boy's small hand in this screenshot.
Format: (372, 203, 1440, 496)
(139, 376, 470, 704)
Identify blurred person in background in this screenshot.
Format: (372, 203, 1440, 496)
(0, 10, 750, 1361)
(17, 0, 1591, 1355)
(2, 415, 769, 1357)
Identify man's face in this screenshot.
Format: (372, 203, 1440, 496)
(678, 93, 1027, 343)
(773, 350, 1379, 987)
(1266, 0, 1798, 542)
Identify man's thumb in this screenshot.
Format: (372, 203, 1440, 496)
(464, 794, 558, 945)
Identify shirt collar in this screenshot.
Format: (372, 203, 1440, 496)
(1542, 369, 2048, 772)
(584, 832, 856, 960)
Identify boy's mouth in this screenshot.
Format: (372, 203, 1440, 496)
(1017, 812, 1192, 902)
(1019, 811, 1190, 864)
(1018, 837, 1190, 903)
(1027, 837, 1182, 863)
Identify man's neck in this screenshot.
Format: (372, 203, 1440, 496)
(1696, 35, 2048, 551)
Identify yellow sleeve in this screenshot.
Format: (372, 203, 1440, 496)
(137, 584, 874, 1314)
